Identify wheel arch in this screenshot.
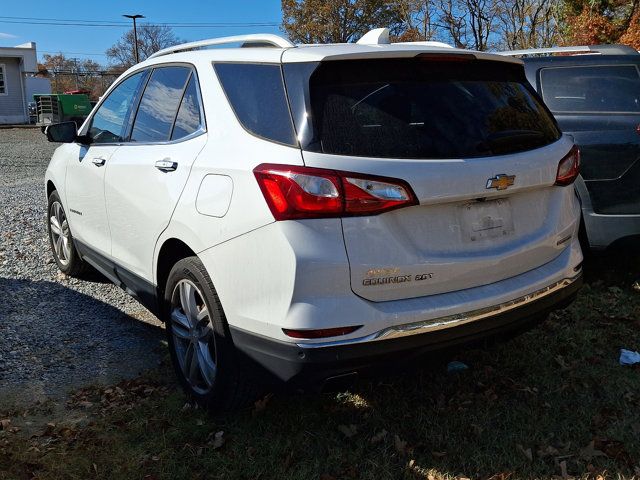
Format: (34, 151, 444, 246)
(156, 238, 198, 307)
(46, 180, 57, 198)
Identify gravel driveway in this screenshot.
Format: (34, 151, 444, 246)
(0, 128, 164, 409)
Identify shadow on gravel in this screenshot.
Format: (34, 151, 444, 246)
(0, 277, 164, 407)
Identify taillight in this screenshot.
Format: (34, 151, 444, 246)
(253, 164, 418, 220)
(555, 145, 580, 186)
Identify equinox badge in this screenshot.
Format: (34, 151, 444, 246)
(486, 174, 515, 191)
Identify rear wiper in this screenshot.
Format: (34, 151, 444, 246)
(478, 130, 545, 154)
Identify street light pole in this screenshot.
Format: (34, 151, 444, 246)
(123, 14, 145, 64)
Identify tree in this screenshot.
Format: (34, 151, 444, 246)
(106, 24, 182, 68)
(281, 0, 404, 43)
(559, 0, 639, 46)
(496, 0, 559, 49)
(40, 54, 106, 98)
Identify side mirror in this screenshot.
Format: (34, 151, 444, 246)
(43, 122, 79, 143)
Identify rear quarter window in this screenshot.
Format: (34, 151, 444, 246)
(214, 63, 297, 146)
(540, 65, 640, 113)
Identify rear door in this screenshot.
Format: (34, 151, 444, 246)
(104, 65, 206, 281)
(284, 57, 578, 302)
(538, 64, 640, 214)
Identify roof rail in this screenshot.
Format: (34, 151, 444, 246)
(498, 44, 638, 57)
(148, 34, 295, 59)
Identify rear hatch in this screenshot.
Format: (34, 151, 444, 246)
(535, 62, 640, 215)
(283, 55, 576, 302)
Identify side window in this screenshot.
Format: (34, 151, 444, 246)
(88, 70, 147, 143)
(130, 66, 191, 142)
(0, 64, 6, 95)
(171, 74, 203, 140)
(541, 65, 640, 113)
(214, 63, 297, 146)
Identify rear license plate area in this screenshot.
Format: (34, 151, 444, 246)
(460, 198, 514, 242)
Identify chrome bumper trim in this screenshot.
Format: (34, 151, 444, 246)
(296, 274, 581, 349)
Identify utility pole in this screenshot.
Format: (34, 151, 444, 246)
(123, 14, 145, 64)
(73, 58, 79, 90)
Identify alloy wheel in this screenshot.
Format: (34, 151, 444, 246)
(170, 279, 217, 394)
(49, 201, 72, 266)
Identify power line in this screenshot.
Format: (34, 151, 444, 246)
(0, 15, 279, 28)
(40, 50, 109, 57)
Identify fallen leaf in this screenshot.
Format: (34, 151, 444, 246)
(0, 419, 10, 430)
(579, 441, 606, 462)
(370, 429, 387, 444)
(338, 424, 358, 438)
(516, 444, 533, 461)
(559, 460, 569, 480)
(394, 435, 411, 456)
(211, 431, 225, 450)
(253, 393, 273, 416)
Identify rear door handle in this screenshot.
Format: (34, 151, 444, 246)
(92, 157, 106, 167)
(155, 159, 178, 172)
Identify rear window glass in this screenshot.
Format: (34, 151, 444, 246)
(131, 66, 191, 142)
(540, 65, 640, 113)
(285, 59, 560, 159)
(214, 63, 297, 146)
(171, 75, 203, 140)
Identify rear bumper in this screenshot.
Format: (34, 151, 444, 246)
(230, 272, 582, 386)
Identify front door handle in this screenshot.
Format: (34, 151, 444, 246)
(155, 159, 178, 172)
(92, 157, 106, 167)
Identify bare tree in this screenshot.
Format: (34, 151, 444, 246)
(394, 0, 439, 41)
(496, 0, 559, 49)
(106, 24, 182, 68)
(281, 0, 404, 44)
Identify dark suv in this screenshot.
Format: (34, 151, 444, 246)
(501, 45, 640, 249)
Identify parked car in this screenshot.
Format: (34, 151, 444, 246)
(43, 29, 583, 410)
(499, 45, 640, 250)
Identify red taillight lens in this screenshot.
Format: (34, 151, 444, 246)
(282, 325, 362, 339)
(253, 164, 417, 220)
(555, 145, 580, 186)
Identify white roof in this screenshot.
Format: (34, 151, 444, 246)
(138, 29, 521, 67)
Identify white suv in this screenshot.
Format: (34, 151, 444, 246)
(44, 29, 583, 410)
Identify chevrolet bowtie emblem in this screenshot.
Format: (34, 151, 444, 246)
(486, 174, 515, 191)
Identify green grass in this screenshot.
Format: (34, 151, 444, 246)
(1, 252, 639, 480)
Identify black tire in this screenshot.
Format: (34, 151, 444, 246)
(47, 190, 86, 276)
(164, 256, 263, 411)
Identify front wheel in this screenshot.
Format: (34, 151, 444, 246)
(47, 190, 86, 276)
(164, 256, 262, 411)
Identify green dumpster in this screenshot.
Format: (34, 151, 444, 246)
(34, 94, 93, 127)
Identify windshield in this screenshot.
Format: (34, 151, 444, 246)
(284, 58, 561, 159)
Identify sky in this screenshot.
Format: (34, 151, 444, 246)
(0, 0, 283, 64)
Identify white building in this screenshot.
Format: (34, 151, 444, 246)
(0, 42, 51, 124)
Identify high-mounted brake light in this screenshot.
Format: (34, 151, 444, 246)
(555, 145, 580, 186)
(253, 164, 418, 220)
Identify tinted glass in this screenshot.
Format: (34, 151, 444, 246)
(131, 66, 190, 142)
(171, 75, 202, 140)
(214, 63, 297, 146)
(89, 71, 146, 143)
(285, 59, 560, 159)
(541, 65, 640, 113)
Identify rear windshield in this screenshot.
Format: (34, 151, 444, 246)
(284, 58, 561, 159)
(540, 65, 640, 114)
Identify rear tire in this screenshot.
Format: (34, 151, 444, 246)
(47, 190, 86, 276)
(164, 256, 262, 412)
